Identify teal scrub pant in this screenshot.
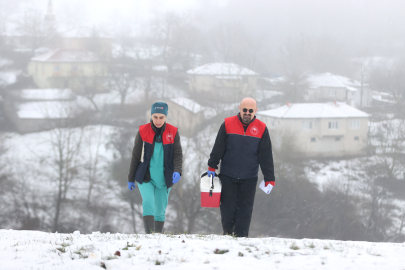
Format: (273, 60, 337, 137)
(138, 180, 171, 222)
(138, 137, 171, 222)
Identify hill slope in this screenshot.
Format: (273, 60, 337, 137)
(1, 230, 404, 269)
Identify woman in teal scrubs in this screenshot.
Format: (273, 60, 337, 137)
(127, 102, 183, 233)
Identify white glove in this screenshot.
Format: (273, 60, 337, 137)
(259, 180, 273, 194)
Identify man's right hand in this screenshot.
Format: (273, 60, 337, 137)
(207, 168, 215, 178)
(128, 182, 136, 190)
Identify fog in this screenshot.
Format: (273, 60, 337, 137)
(0, 0, 405, 242)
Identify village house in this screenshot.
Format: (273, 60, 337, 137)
(27, 49, 107, 91)
(257, 102, 369, 157)
(145, 97, 215, 136)
(305, 73, 373, 108)
(186, 63, 258, 102)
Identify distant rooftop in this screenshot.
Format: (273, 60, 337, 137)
(307, 73, 362, 92)
(31, 49, 100, 62)
(257, 102, 369, 119)
(59, 27, 113, 39)
(170, 97, 216, 119)
(187, 63, 258, 76)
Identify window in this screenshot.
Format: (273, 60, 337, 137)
(328, 121, 339, 129)
(311, 137, 316, 142)
(354, 136, 359, 141)
(330, 89, 336, 97)
(271, 120, 275, 127)
(350, 120, 360, 129)
(54, 65, 60, 72)
(302, 121, 313, 130)
(335, 137, 340, 141)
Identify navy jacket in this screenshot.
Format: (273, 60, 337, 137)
(208, 114, 275, 183)
(128, 122, 182, 188)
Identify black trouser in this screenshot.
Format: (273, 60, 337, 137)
(219, 174, 258, 237)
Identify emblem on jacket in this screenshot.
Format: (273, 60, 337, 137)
(166, 133, 173, 143)
(250, 126, 259, 135)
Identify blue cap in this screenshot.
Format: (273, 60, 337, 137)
(151, 102, 168, 116)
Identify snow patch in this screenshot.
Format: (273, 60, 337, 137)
(1, 230, 404, 269)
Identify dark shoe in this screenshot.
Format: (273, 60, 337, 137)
(143, 216, 154, 234)
(154, 221, 164, 233)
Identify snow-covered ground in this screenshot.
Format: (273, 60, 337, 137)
(2, 230, 404, 270)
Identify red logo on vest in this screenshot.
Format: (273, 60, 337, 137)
(166, 133, 173, 143)
(250, 126, 259, 135)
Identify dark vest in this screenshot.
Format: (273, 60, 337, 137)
(135, 123, 178, 188)
(221, 115, 266, 179)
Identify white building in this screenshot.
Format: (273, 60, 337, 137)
(257, 102, 369, 157)
(305, 73, 373, 108)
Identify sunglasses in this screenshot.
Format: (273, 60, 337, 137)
(243, 108, 254, 113)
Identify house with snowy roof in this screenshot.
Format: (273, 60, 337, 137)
(257, 102, 369, 157)
(304, 73, 372, 108)
(146, 97, 215, 136)
(28, 49, 107, 90)
(3, 88, 84, 133)
(186, 63, 258, 101)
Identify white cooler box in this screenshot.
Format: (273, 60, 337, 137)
(200, 172, 222, 208)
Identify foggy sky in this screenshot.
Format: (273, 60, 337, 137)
(10, 0, 405, 56)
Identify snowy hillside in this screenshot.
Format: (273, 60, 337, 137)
(2, 230, 404, 270)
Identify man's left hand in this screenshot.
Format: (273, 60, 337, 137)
(265, 181, 275, 187)
(172, 172, 181, 183)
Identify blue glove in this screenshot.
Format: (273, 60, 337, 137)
(172, 172, 181, 183)
(207, 170, 215, 178)
(128, 182, 136, 190)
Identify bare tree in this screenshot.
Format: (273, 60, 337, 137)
(132, 48, 167, 104)
(369, 59, 405, 117)
(50, 62, 107, 111)
(308, 35, 348, 75)
(44, 123, 84, 232)
(83, 126, 107, 206)
(0, 133, 15, 228)
(357, 56, 371, 109)
(0, 0, 25, 35)
(360, 173, 397, 242)
(150, 11, 199, 73)
(13, 7, 59, 52)
(209, 22, 266, 71)
(108, 127, 143, 233)
(108, 59, 137, 106)
(370, 119, 405, 179)
(278, 36, 312, 102)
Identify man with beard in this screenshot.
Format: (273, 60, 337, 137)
(207, 97, 275, 237)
